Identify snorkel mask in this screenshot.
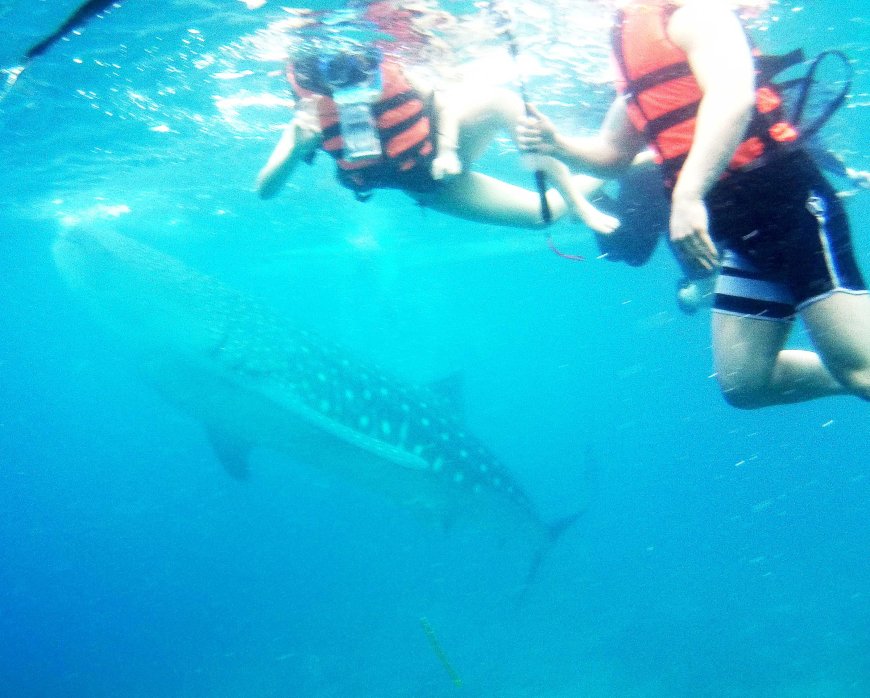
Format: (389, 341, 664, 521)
(317, 45, 382, 91)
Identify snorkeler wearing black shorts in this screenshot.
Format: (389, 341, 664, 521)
(519, 0, 870, 408)
(710, 149, 866, 320)
(588, 145, 869, 315)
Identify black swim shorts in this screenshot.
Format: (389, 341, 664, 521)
(708, 150, 868, 322)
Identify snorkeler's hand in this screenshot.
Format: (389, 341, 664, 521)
(670, 194, 719, 272)
(431, 150, 462, 180)
(516, 104, 560, 157)
(292, 109, 321, 143)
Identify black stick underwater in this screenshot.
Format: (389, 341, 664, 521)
(488, 1, 553, 225)
(1, 0, 123, 103)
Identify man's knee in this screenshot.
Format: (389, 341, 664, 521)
(835, 366, 870, 401)
(718, 383, 770, 410)
(823, 341, 870, 400)
(716, 373, 771, 410)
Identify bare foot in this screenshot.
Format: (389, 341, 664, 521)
(575, 201, 620, 234)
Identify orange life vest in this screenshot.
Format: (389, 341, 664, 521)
(288, 58, 436, 194)
(612, 0, 799, 187)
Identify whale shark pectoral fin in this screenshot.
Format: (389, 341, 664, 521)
(206, 428, 252, 480)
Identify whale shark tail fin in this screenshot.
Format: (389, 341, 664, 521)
(516, 446, 599, 601)
(518, 508, 588, 600)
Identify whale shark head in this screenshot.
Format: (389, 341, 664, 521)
(53, 225, 240, 361)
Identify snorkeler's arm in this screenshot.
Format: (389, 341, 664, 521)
(668, 1, 755, 208)
(807, 143, 849, 178)
(418, 77, 461, 179)
(256, 107, 323, 199)
(517, 98, 645, 177)
(667, 0, 756, 270)
(531, 157, 620, 232)
(402, 70, 461, 179)
(431, 90, 462, 179)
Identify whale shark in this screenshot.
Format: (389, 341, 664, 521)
(52, 226, 582, 552)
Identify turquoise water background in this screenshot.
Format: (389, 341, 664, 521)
(1, 1, 868, 695)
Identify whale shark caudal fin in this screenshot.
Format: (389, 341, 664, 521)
(207, 428, 252, 480)
(520, 508, 588, 596)
(517, 447, 600, 599)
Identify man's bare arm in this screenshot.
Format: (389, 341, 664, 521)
(517, 97, 646, 177)
(666, 0, 756, 270)
(669, 0, 756, 203)
(256, 105, 323, 199)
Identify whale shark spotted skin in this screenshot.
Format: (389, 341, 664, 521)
(52, 226, 569, 543)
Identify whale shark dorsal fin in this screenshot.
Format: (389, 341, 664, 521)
(207, 428, 251, 480)
(427, 372, 464, 418)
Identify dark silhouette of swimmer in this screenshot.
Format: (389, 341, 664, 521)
(2, 0, 123, 102)
(590, 162, 673, 271)
(24, 0, 121, 60)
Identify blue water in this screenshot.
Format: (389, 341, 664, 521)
(1, 1, 868, 696)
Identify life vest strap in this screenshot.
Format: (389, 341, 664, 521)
(754, 48, 806, 84)
(624, 61, 694, 97)
(644, 99, 700, 139)
(370, 90, 417, 118)
(321, 122, 341, 143)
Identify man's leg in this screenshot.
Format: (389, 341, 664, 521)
(712, 312, 848, 408)
(409, 171, 566, 228)
(801, 291, 870, 401)
(450, 86, 521, 164)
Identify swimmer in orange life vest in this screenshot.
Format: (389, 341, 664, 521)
(518, 0, 870, 408)
(255, 34, 620, 232)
